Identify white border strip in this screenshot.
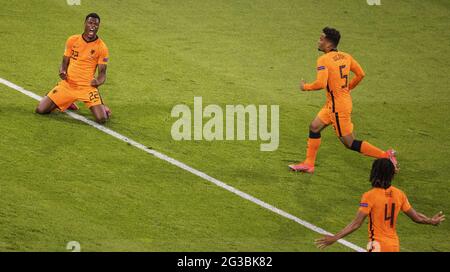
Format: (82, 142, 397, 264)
(0, 77, 365, 252)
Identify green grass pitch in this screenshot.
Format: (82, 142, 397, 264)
(0, 0, 449, 251)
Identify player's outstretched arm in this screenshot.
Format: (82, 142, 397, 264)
(405, 209, 445, 226)
(315, 211, 367, 249)
(59, 56, 70, 80)
(91, 64, 107, 87)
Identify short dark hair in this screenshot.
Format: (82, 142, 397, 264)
(85, 13, 100, 23)
(370, 158, 395, 189)
(323, 27, 340, 48)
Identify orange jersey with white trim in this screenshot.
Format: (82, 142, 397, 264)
(63, 34, 109, 87)
(303, 51, 365, 113)
(359, 186, 412, 246)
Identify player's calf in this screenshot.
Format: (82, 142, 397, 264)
(35, 96, 57, 114)
(344, 140, 354, 149)
(339, 134, 355, 149)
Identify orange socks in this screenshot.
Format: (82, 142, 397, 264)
(303, 134, 387, 166)
(304, 138, 321, 166)
(360, 141, 388, 159)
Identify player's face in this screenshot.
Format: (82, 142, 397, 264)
(84, 17, 100, 40)
(317, 33, 327, 52)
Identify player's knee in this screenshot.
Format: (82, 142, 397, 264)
(95, 116, 108, 124)
(35, 106, 48, 114)
(309, 123, 321, 133)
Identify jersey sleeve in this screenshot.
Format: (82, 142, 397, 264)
(401, 192, 412, 212)
(349, 56, 365, 90)
(98, 43, 109, 65)
(63, 36, 77, 57)
(303, 56, 328, 91)
(358, 192, 372, 215)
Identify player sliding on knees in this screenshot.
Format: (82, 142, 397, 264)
(315, 158, 445, 252)
(35, 13, 111, 124)
(289, 27, 397, 174)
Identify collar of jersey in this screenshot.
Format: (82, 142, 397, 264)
(82, 34, 99, 43)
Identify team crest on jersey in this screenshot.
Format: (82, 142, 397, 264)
(90, 49, 95, 55)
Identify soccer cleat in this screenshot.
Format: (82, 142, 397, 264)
(67, 103, 79, 111)
(386, 149, 400, 173)
(288, 162, 315, 173)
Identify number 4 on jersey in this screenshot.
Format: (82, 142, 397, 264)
(384, 203, 396, 227)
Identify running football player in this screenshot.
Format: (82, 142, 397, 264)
(289, 27, 397, 173)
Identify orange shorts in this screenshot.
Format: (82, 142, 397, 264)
(367, 240, 400, 252)
(317, 105, 353, 137)
(47, 80, 103, 111)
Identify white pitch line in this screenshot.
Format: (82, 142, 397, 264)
(0, 77, 366, 252)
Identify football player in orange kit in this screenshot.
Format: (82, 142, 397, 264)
(35, 13, 111, 124)
(315, 158, 445, 252)
(289, 27, 397, 173)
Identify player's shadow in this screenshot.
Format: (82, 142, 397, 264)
(35, 110, 92, 126)
(6, 104, 100, 126)
(51, 110, 112, 127)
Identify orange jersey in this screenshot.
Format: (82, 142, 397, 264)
(359, 186, 412, 250)
(63, 34, 109, 87)
(303, 51, 365, 113)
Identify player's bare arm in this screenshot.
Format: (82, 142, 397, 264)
(315, 211, 367, 249)
(59, 56, 70, 80)
(405, 209, 445, 226)
(91, 64, 107, 87)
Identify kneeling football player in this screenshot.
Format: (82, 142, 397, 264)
(36, 13, 111, 124)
